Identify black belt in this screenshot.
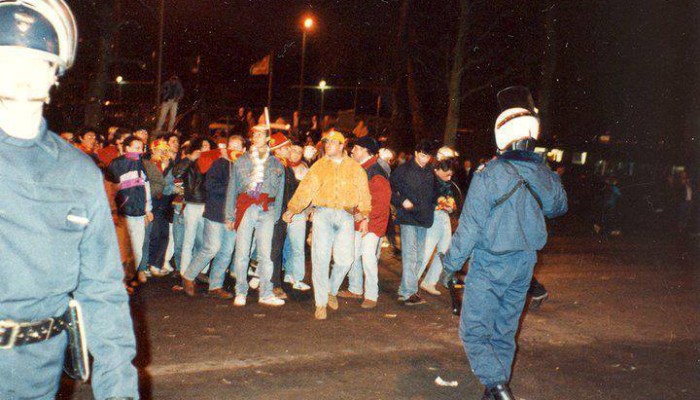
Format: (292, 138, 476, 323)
(0, 312, 68, 349)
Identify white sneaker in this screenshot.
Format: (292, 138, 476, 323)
(161, 264, 174, 274)
(249, 277, 260, 290)
(292, 281, 311, 291)
(144, 269, 153, 278)
(284, 275, 295, 284)
(149, 266, 166, 277)
(234, 294, 247, 307)
(259, 295, 285, 307)
(248, 262, 259, 277)
(420, 282, 441, 296)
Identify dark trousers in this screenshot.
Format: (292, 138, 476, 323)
(386, 214, 398, 248)
(270, 219, 288, 287)
(148, 209, 170, 269)
(144, 196, 172, 268)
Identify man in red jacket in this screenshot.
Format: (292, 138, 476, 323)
(331, 137, 391, 308)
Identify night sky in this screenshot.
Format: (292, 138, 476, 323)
(63, 0, 698, 159)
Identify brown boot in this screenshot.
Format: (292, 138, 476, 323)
(327, 294, 339, 310)
(208, 288, 233, 299)
(315, 306, 327, 320)
(337, 289, 362, 299)
(183, 278, 196, 297)
(361, 299, 377, 309)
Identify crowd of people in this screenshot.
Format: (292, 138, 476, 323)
(57, 111, 479, 319)
(56, 102, 699, 324)
(1, 1, 691, 399)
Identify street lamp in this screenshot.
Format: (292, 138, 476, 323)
(304, 17, 313, 29)
(319, 80, 327, 118)
(298, 16, 314, 113)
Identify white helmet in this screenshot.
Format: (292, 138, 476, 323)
(0, 0, 78, 75)
(436, 146, 459, 161)
(493, 86, 540, 150)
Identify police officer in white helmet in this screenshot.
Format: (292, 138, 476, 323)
(0, 1, 138, 399)
(441, 86, 568, 400)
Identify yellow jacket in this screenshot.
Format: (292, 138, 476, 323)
(287, 155, 371, 217)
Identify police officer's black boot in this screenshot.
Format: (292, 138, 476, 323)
(488, 384, 515, 400)
(480, 387, 492, 400)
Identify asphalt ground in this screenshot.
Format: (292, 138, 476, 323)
(58, 232, 700, 400)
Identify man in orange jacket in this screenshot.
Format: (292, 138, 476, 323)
(283, 130, 371, 320)
(331, 137, 391, 309)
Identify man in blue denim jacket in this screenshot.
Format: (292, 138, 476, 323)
(226, 124, 286, 307)
(442, 87, 567, 400)
(0, 1, 138, 399)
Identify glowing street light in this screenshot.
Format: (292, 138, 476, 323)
(304, 17, 314, 29)
(115, 76, 124, 84)
(298, 16, 315, 113)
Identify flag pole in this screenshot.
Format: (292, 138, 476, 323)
(267, 51, 274, 110)
(264, 106, 271, 133)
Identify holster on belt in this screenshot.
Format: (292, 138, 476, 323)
(448, 277, 465, 316)
(63, 299, 90, 382)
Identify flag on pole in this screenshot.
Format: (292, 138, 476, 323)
(250, 55, 270, 75)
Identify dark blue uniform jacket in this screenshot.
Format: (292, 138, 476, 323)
(443, 150, 568, 271)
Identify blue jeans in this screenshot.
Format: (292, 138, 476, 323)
(398, 224, 428, 297)
(283, 211, 308, 282)
(183, 218, 236, 290)
(332, 231, 381, 301)
(312, 207, 355, 306)
(459, 249, 536, 387)
(171, 211, 185, 271)
(233, 205, 275, 298)
(417, 210, 452, 286)
(180, 203, 205, 276)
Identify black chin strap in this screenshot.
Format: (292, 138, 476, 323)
(509, 139, 535, 152)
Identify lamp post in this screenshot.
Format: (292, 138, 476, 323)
(297, 17, 314, 113)
(319, 79, 327, 118)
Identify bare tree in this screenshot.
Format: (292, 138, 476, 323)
(387, 0, 413, 150)
(538, 2, 559, 139)
(82, 0, 149, 129)
(443, 0, 471, 146)
(83, 0, 117, 129)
